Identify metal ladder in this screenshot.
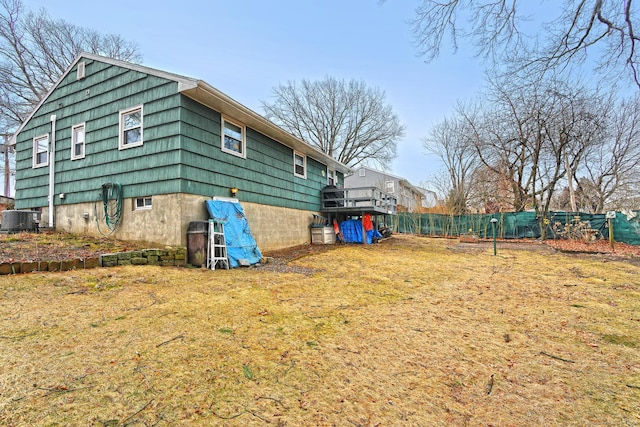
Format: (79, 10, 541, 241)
(207, 220, 229, 270)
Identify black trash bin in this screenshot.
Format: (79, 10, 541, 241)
(187, 221, 209, 267)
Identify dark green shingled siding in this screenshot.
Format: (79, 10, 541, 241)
(15, 58, 333, 212)
(179, 96, 327, 211)
(15, 59, 182, 209)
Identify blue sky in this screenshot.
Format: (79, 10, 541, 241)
(23, 0, 487, 187)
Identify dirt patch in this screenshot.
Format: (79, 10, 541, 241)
(258, 237, 406, 274)
(451, 240, 557, 254)
(546, 238, 640, 256)
(262, 241, 341, 263)
(0, 231, 151, 263)
(257, 242, 344, 275)
(546, 238, 640, 267)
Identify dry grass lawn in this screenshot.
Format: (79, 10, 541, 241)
(0, 235, 639, 426)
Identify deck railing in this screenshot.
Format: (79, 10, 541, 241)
(321, 186, 397, 215)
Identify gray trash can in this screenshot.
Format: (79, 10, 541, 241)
(187, 221, 208, 267)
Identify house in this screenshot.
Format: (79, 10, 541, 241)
(344, 166, 424, 212)
(417, 187, 439, 209)
(9, 53, 350, 251)
(0, 196, 14, 212)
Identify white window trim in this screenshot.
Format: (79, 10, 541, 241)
(221, 117, 246, 158)
(294, 151, 307, 179)
(77, 61, 86, 80)
(359, 168, 366, 177)
(134, 196, 152, 210)
(32, 134, 49, 168)
(327, 168, 336, 186)
(119, 105, 143, 150)
(385, 180, 395, 193)
(70, 122, 86, 160)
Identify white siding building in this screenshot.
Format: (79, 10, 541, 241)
(344, 166, 425, 212)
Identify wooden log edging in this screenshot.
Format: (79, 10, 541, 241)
(0, 247, 187, 275)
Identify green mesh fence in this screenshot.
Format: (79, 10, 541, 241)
(396, 211, 640, 245)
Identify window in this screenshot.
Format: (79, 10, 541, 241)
(221, 117, 245, 157)
(134, 196, 152, 210)
(33, 134, 49, 168)
(119, 105, 143, 149)
(327, 169, 336, 186)
(359, 168, 366, 177)
(294, 151, 306, 178)
(385, 180, 395, 193)
(71, 123, 85, 160)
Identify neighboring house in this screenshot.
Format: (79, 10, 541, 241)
(9, 53, 350, 251)
(0, 196, 14, 211)
(417, 187, 439, 209)
(344, 166, 424, 212)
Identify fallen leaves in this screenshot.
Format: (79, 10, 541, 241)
(545, 238, 640, 257)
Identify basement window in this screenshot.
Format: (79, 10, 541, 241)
(119, 105, 143, 149)
(134, 196, 152, 210)
(294, 151, 306, 178)
(33, 134, 49, 168)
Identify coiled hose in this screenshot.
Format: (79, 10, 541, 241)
(94, 183, 123, 235)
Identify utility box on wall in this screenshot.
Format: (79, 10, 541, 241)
(311, 226, 336, 244)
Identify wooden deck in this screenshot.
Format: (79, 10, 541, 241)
(321, 186, 397, 216)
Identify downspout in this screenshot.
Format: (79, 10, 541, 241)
(3, 134, 9, 197)
(49, 115, 56, 228)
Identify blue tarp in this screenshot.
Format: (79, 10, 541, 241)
(205, 200, 262, 268)
(340, 219, 363, 243)
(340, 219, 382, 244)
(367, 228, 383, 244)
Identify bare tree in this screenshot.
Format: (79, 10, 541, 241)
(0, 0, 141, 134)
(261, 76, 404, 169)
(532, 82, 603, 221)
(574, 94, 640, 212)
(423, 114, 479, 213)
(421, 173, 452, 211)
(435, 73, 605, 229)
(410, 1, 640, 87)
(459, 79, 541, 213)
(468, 165, 510, 213)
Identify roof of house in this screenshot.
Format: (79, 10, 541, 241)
(349, 166, 424, 197)
(10, 53, 351, 175)
(417, 186, 438, 198)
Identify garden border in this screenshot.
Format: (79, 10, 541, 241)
(0, 247, 187, 275)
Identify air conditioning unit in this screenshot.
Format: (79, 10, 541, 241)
(0, 210, 41, 233)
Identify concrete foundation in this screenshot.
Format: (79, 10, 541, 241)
(41, 194, 320, 251)
(242, 201, 318, 252)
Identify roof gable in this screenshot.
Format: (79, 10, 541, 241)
(351, 166, 424, 196)
(9, 53, 350, 175)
